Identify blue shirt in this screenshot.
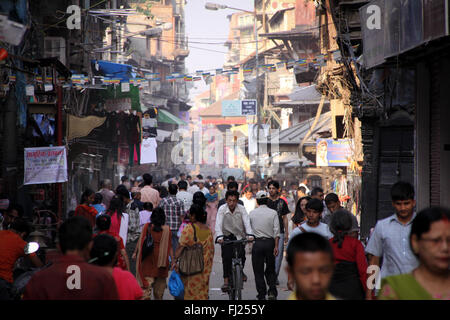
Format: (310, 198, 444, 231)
(365, 213, 419, 279)
(93, 204, 106, 217)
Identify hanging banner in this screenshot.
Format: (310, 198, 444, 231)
(316, 139, 352, 167)
(24, 146, 68, 185)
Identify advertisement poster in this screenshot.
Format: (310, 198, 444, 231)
(316, 139, 352, 167)
(24, 146, 68, 185)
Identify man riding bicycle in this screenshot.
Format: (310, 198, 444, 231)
(215, 190, 254, 292)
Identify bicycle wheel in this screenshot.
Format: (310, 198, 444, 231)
(233, 264, 243, 300)
(228, 272, 235, 300)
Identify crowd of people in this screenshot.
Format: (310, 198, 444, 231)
(0, 172, 448, 301)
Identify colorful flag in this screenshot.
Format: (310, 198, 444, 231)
(184, 75, 193, 82)
(243, 68, 253, 74)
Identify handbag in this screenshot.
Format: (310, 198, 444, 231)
(178, 224, 204, 276)
(141, 224, 154, 261)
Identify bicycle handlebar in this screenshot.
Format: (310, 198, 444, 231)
(215, 234, 255, 245)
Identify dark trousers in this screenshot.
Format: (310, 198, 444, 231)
(0, 278, 11, 301)
(171, 230, 179, 253)
(221, 240, 246, 279)
(252, 238, 277, 299)
(126, 240, 138, 276)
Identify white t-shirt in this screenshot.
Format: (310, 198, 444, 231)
(289, 222, 333, 244)
(140, 138, 157, 164)
(187, 185, 199, 194)
(177, 191, 193, 210)
(240, 197, 256, 215)
(139, 210, 152, 232)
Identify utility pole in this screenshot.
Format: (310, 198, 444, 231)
(111, 0, 117, 62)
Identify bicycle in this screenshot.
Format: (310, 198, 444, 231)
(216, 234, 255, 300)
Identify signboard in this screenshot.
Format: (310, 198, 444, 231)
(241, 99, 257, 116)
(222, 99, 258, 116)
(316, 139, 352, 167)
(360, 0, 385, 69)
(221, 100, 242, 117)
(24, 146, 68, 185)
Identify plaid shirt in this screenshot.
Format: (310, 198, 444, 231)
(126, 200, 141, 243)
(159, 195, 186, 231)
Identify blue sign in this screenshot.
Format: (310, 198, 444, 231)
(241, 99, 257, 116)
(222, 100, 242, 117)
(316, 139, 352, 167)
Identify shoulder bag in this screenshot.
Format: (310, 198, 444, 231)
(178, 224, 204, 276)
(141, 223, 154, 261)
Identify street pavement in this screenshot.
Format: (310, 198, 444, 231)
(163, 242, 292, 300)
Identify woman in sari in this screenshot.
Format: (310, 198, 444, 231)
(205, 185, 219, 233)
(174, 204, 214, 300)
(74, 189, 97, 228)
(135, 207, 173, 300)
(378, 206, 450, 300)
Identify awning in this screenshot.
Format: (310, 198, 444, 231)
(260, 29, 317, 40)
(158, 109, 188, 126)
(91, 60, 134, 81)
(273, 85, 329, 107)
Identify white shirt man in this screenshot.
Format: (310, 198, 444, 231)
(289, 221, 333, 242)
(215, 191, 253, 291)
(215, 203, 252, 240)
(240, 194, 256, 215)
(187, 181, 200, 194)
(176, 189, 193, 210)
(248, 191, 280, 300)
(197, 181, 209, 195)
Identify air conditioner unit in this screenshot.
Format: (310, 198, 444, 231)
(44, 37, 66, 66)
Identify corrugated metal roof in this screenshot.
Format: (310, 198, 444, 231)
(273, 85, 329, 107)
(270, 111, 332, 145)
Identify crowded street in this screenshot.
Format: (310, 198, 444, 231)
(0, 0, 449, 305)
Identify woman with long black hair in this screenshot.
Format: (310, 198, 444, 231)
(74, 189, 98, 228)
(106, 196, 124, 234)
(328, 209, 368, 300)
(292, 196, 311, 227)
(135, 207, 173, 300)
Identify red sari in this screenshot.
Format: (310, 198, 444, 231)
(74, 204, 97, 228)
(94, 230, 127, 270)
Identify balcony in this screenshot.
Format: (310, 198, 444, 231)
(173, 34, 189, 58)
